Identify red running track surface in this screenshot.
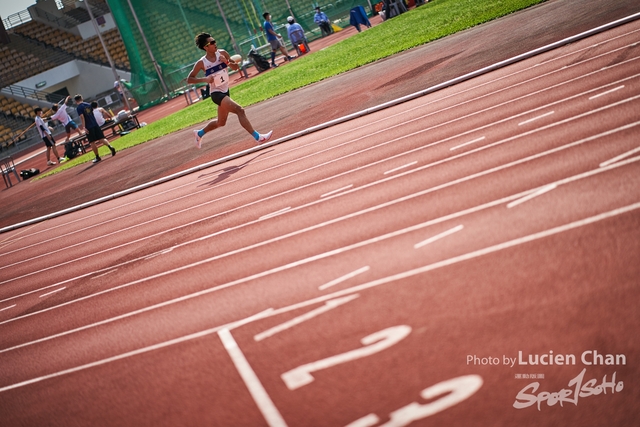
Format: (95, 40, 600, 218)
(0, 5, 639, 427)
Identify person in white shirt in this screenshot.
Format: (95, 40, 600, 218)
(34, 107, 65, 166)
(90, 101, 113, 127)
(50, 96, 82, 142)
(114, 78, 125, 103)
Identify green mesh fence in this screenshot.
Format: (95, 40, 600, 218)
(108, 0, 375, 108)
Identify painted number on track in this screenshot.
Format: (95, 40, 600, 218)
(281, 325, 411, 390)
(345, 375, 483, 427)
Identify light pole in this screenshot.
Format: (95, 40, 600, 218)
(85, 0, 132, 111)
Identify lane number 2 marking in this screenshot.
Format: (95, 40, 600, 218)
(281, 325, 411, 390)
(345, 375, 483, 427)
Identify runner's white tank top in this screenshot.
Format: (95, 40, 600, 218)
(202, 51, 230, 93)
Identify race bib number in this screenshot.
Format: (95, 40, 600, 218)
(212, 71, 228, 88)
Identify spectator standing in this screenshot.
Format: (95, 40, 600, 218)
(74, 94, 116, 163)
(50, 96, 82, 142)
(263, 12, 292, 68)
(34, 107, 65, 166)
(314, 7, 333, 37)
(350, 5, 372, 32)
(114, 78, 125, 104)
(188, 33, 272, 148)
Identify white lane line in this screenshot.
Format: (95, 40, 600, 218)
(1, 122, 638, 326)
(318, 266, 370, 291)
(384, 162, 417, 175)
(345, 413, 380, 427)
(325, 190, 354, 199)
(251, 34, 640, 175)
(0, 179, 213, 256)
(91, 269, 118, 280)
(0, 309, 273, 393)
(507, 184, 558, 208)
(414, 71, 640, 164)
(0, 224, 38, 252)
(259, 201, 640, 325)
(259, 207, 291, 220)
(39, 287, 66, 298)
(450, 136, 485, 151)
(414, 225, 464, 249)
(589, 85, 624, 100)
(254, 295, 359, 342)
(0, 304, 16, 312)
(219, 328, 288, 427)
(600, 146, 640, 167)
(518, 111, 555, 126)
(3, 202, 636, 394)
(321, 184, 353, 198)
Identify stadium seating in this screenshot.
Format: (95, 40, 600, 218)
(12, 20, 130, 71)
(0, 95, 42, 150)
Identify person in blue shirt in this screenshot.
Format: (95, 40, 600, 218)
(286, 16, 310, 55)
(350, 5, 371, 32)
(74, 94, 116, 163)
(314, 7, 333, 37)
(263, 12, 292, 68)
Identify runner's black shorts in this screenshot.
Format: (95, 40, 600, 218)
(42, 135, 55, 148)
(210, 90, 230, 106)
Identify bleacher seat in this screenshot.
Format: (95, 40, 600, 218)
(12, 20, 130, 72)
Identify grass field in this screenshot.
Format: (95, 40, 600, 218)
(41, 0, 546, 177)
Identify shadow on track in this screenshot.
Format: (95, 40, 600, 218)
(197, 150, 273, 187)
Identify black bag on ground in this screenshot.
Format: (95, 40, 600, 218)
(64, 140, 82, 159)
(20, 168, 39, 179)
(200, 85, 210, 99)
(248, 47, 271, 72)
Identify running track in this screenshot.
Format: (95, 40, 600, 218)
(0, 18, 639, 426)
